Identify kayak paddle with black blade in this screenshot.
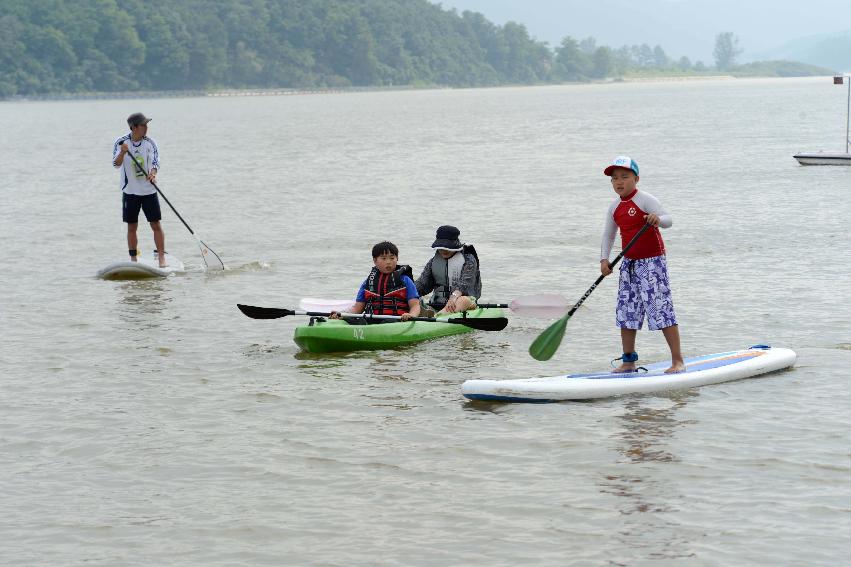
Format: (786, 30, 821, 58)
(236, 304, 508, 331)
(299, 294, 570, 319)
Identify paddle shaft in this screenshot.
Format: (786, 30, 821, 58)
(566, 222, 651, 317)
(252, 306, 476, 324)
(299, 295, 569, 319)
(309, 310, 447, 323)
(123, 149, 225, 269)
(237, 303, 507, 330)
(124, 151, 196, 235)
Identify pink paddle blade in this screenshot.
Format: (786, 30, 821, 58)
(508, 294, 570, 318)
(299, 297, 355, 313)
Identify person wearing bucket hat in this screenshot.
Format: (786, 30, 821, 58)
(600, 156, 684, 374)
(415, 225, 482, 314)
(112, 112, 167, 267)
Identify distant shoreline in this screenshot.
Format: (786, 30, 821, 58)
(0, 85, 421, 103)
(0, 75, 828, 103)
(619, 74, 736, 82)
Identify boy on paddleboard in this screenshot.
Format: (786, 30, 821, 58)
(600, 156, 684, 373)
(415, 225, 482, 315)
(112, 112, 167, 267)
(330, 241, 421, 322)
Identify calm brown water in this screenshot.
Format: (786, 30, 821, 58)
(1, 77, 849, 566)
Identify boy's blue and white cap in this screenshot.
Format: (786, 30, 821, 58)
(604, 156, 639, 176)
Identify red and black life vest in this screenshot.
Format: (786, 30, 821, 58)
(363, 265, 413, 316)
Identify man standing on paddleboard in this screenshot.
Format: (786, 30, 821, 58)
(600, 156, 685, 374)
(112, 112, 166, 268)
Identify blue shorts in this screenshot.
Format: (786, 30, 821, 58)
(123, 193, 162, 224)
(615, 256, 677, 331)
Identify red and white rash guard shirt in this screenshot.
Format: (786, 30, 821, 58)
(600, 189, 672, 260)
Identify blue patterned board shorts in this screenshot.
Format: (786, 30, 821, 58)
(616, 255, 677, 331)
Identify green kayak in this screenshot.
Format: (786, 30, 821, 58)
(293, 307, 505, 353)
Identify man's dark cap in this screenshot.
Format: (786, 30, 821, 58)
(127, 112, 152, 127)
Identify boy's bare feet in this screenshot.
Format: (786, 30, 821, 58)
(612, 362, 637, 373)
(665, 362, 685, 374)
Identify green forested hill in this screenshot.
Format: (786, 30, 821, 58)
(0, 0, 551, 96)
(0, 0, 836, 98)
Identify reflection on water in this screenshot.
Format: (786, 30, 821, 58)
(615, 394, 697, 464)
(461, 399, 518, 414)
(242, 342, 290, 358)
(598, 393, 700, 562)
(449, 333, 487, 353)
(293, 349, 378, 362)
(115, 279, 172, 329)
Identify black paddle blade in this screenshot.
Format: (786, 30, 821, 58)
(448, 316, 508, 331)
(237, 304, 295, 319)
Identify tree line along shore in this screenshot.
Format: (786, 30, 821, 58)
(0, 0, 834, 100)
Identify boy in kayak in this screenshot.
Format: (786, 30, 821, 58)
(600, 156, 684, 374)
(330, 241, 421, 322)
(415, 225, 482, 315)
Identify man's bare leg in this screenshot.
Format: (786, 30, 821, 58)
(127, 223, 139, 262)
(151, 221, 166, 267)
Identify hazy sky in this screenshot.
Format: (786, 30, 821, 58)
(434, 0, 850, 63)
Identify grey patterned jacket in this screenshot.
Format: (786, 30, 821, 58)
(415, 251, 482, 308)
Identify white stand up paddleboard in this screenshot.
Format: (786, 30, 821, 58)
(97, 252, 185, 280)
(462, 345, 797, 402)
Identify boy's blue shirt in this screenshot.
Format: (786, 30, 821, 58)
(356, 275, 419, 302)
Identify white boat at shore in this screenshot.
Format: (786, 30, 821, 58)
(795, 74, 851, 166)
(793, 151, 851, 165)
